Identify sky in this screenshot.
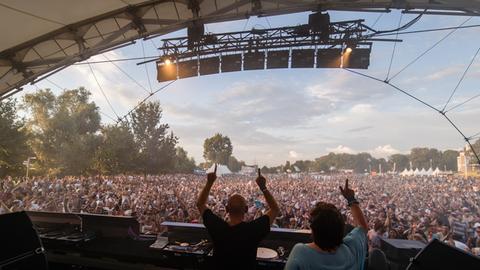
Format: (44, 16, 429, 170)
(18, 10, 480, 166)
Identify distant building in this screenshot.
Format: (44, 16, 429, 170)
(457, 144, 479, 177)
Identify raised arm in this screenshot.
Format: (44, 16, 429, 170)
(256, 169, 280, 225)
(340, 179, 368, 231)
(196, 164, 217, 216)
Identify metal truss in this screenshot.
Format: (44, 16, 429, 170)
(155, 19, 399, 61)
(2, 0, 480, 100)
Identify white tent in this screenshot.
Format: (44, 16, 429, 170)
(400, 168, 409, 176)
(426, 167, 434, 176)
(433, 167, 442, 176)
(206, 164, 231, 176)
(419, 168, 427, 176)
(413, 168, 420, 176)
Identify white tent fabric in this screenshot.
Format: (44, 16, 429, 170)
(206, 164, 231, 176)
(1, 0, 480, 99)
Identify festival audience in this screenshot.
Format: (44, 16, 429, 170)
(1, 173, 479, 254)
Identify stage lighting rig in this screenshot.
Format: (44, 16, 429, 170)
(149, 16, 401, 82)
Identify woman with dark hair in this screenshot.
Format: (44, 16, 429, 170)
(285, 179, 368, 270)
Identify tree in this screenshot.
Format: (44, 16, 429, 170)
(94, 124, 137, 175)
(131, 101, 177, 174)
(203, 133, 233, 165)
(174, 147, 196, 173)
(0, 99, 29, 177)
(410, 148, 442, 169)
(441, 150, 459, 171)
(23, 88, 101, 176)
(388, 154, 410, 172)
(227, 156, 245, 172)
(470, 139, 480, 165)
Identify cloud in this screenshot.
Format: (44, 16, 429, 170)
(327, 116, 347, 124)
(326, 145, 356, 154)
(289, 150, 299, 159)
(350, 103, 373, 114)
(346, 126, 374, 133)
(369, 145, 401, 158)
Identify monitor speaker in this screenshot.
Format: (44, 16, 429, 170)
(380, 238, 425, 270)
(0, 211, 48, 270)
(407, 239, 480, 270)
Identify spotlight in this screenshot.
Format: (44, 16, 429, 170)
(165, 59, 172, 65)
(346, 47, 353, 53)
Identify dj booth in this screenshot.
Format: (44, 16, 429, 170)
(1, 211, 479, 270)
(2, 211, 310, 270)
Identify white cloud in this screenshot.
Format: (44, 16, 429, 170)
(326, 145, 356, 154)
(289, 150, 299, 159)
(350, 103, 373, 114)
(369, 145, 401, 158)
(327, 116, 347, 123)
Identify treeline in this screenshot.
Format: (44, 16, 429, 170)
(0, 88, 195, 177)
(261, 145, 479, 174)
(1, 88, 479, 177)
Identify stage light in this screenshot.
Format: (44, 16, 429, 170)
(346, 47, 353, 54)
(165, 59, 172, 65)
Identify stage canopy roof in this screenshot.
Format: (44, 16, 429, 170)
(1, 0, 480, 99)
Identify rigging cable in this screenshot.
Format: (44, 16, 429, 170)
(100, 54, 151, 95)
(141, 40, 154, 93)
(45, 78, 64, 91)
(442, 46, 480, 112)
(386, 12, 403, 81)
(342, 68, 480, 165)
(87, 61, 120, 120)
(116, 80, 177, 124)
(444, 92, 480, 113)
(373, 24, 480, 37)
(387, 17, 473, 82)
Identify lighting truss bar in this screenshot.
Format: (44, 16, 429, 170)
(155, 20, 400, 61)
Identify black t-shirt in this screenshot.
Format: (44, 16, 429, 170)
(202, 209, 270, 270)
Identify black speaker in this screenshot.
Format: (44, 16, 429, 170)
(178, 59, 198, 79)
(199, 57, 220, 75)
(0, 211, 48, 270)
(221, 54, 242, 73)
(244, 52, 265, 70)
(407, 239, 480, 270)
(291, 49, 315, 68)
(380, 238, 425, 270)
(308, 12, 330, 40)
(267, 50, 289, 69)
(317, 49, 342, 68)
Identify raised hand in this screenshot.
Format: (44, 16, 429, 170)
(207, 164, 217, 184)
(256, 168, 267, 191)
(339, 179, 355, 201)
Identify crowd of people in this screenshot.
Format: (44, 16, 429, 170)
(1, 173, 479, 253)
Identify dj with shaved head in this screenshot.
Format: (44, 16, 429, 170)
(196, 165, 280, 270)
